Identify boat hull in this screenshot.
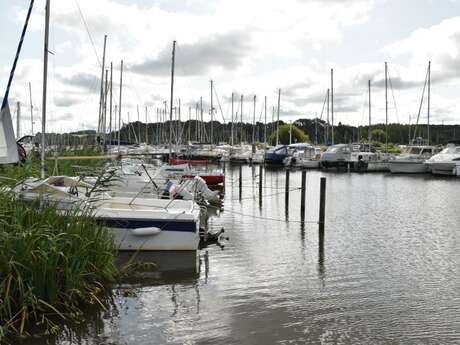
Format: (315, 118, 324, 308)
(429, 162, 456, 176)
(389, 161, 427, 174)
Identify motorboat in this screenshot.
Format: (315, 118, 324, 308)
(349, 143, 390, 172)
(264, 145, 289, 166)
(320, 144, 351, 169)
(425, 144, 460, 176)
(14, 176, 203, 251)
(284, 143, 321, 168)
(389, 145, 438, 174)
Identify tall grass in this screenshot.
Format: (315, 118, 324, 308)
(0, 189, 117, 339)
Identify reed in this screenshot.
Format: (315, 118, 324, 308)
(0, 189, 117, 339)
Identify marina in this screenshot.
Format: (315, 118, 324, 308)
(2, 0, 460, 343)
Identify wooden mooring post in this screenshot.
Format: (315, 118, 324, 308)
(300, 170, 306, 221)
(259, 164, 263, 208)
(285, 169, 290, 215)
(319, 177, 326, 238)
(239, 165, 242, 201)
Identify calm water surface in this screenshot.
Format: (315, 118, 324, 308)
(35, 166, 460, 344)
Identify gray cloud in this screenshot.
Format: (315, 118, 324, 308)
(58, 73, 100, 93)
(130, 31, 251, 76)
(54, 95, 81, 107)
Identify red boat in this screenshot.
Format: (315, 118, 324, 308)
(183, 173, 224, 186)
(169, 158, 208, 166)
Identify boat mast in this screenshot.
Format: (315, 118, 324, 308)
(264, 95, 267, 144)
(97, 35, 107, 141)
(385, 62, 388, 153)
(200, 97, 203, 142)
(169, 40, 176, 157)
(326, 88, 329, 145)
(29, 82, 33, 135)
(427, 61, 431, 145)
(240, 94, 243, 144)
(210, 80, 213, 145)
(145, 106, 148, 144)
(188, 105, 191, 143)
(41, 0, 50, 179)
(368, 79, 371, 142)
(109, 62, 113, 140)
(16, 101, 20, 139)
(331, 69, 334, 145)
(118, 60, 123, 152)
(231, 92, 234, 146)
(276, 88, 281, 146)
(252, 95, 256, 146)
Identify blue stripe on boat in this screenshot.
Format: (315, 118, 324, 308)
(97, 218, 197, 232)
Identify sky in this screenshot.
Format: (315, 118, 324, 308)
(1, 0, 460, 135)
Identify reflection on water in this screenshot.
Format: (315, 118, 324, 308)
(25, 166, 460, 344)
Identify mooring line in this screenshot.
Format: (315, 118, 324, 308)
(223, 208, 318, 224)
(227, 187, 301, 201)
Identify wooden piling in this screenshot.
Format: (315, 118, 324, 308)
(300, 170, 306, 221)
(285, 169, 290, 212)
(259, 164, 263, 208)
(239, 165, 242, 200)
(319, 177, 326, 236)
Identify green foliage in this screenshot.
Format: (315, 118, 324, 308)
(0, 189, 116, 339)
(268, 124, 310, 145)
(370, 129, 386, 142)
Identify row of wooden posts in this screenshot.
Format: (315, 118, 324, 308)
(237, 165, 326, 237)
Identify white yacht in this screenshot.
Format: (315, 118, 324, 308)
(349, 143, 390, 172)
(284, 143, 321, 169)
(425, 144, 460, 176)
(320, 144, 351, 169)
(389, 145, 438, 174)
(14, 176, 203, 251)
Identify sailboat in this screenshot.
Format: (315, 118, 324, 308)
(389, 62, 438, 174)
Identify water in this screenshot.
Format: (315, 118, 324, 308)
(30, 166, 460, 344)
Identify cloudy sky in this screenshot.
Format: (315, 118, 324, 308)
(1, 0, 460, 135)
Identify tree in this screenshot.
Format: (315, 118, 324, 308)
(370, 128, 386, 143)
(269, 124, 309, 145)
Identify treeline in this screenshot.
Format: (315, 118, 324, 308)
(33, 118, 460, 147)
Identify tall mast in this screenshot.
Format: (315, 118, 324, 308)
(264, 95, 267, 144)
(200, 97, 203, 142)
(331, 68, 334, 145)
(276, 88, 281, 146)
(210, 80, 213, 145)
(231, 92, 234, 146)
(118, 60, 123, 152)
(41, 0, 50, 179)
(109, 62, 113, 140)
(29, 82, 33, 135)
(169, 40, 176, 156)
(195, 103, 199, 142)
(16, 101, 20, 139)
(188, 105, 191, 143)
(252, 95, 256, 145)
(103, 69, 108, 144)
(385, 62, 388, 153)
(368, 79, 371, 141)
(240, 94, 243, 144)
(145, 106, 148, 144)
(326, 88, 329, 144)
(98, 35, 107, 138)
(427, 61, 431, 145)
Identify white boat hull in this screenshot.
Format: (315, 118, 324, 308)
(111, 225, 200, 251)
(429, 162, 456, 176)
(389, 161, 427, 174)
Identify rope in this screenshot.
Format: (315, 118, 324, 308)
(2, 0, 35, 110)
(74, 0, 101, 67)
(227, 187, 301, 200)
(223, 208, 318, 224)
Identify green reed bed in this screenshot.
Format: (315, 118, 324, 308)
(0, 190, 117, 340)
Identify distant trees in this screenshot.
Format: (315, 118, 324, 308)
(268, 124, 309, 145)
